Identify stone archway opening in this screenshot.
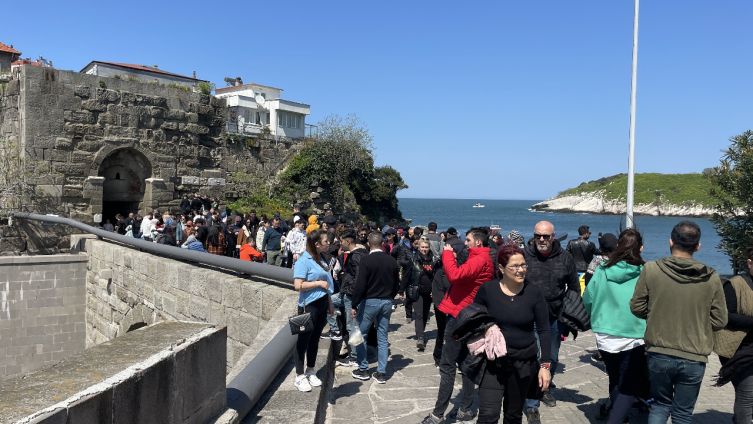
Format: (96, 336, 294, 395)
(98, 148, 153, 225)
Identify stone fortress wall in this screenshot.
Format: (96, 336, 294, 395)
(84, 238, 293, 373)
(0, 65, 304, 253)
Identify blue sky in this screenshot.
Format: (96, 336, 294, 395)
(4, 1, 752, 200)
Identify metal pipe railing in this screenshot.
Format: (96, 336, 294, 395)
(7, 212, 294, 282)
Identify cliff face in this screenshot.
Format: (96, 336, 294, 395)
(531, 191, 715, 218)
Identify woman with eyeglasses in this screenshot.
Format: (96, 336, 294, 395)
(399, 236, 441, 351)
(583, 229, 647, 424)
(472, 244, 551, 424)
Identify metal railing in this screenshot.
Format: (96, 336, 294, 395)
(7, 211, 296, 420)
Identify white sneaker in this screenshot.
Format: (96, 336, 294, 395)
(305, 369, 322, 387)
(294, 375, 312, 392)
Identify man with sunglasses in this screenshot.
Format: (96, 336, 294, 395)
(523, 221, 579, 424)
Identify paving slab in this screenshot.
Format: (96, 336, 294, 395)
(324, 307, 734, 424)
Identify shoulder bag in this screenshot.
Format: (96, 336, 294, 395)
(289, 286, 314, 335)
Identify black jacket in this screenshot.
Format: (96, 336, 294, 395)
(397, 243, 415, 269)
(400, 252, 440, 295)
(180, 199, 191, 215)
(190, 199, 203, 211)
(558, 289, 591, 339)
(352, 251, 400, 309)
(566, 238, 600, 273)
(523, 240, 580, 320)
(339, 246, 368, 296)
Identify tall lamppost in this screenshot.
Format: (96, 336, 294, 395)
(626, 0, 639, 229)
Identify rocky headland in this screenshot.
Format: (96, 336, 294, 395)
(531, 191, 715, 218)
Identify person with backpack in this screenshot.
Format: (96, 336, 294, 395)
(206, 223, 226, 256)
(399, 236, 441, 351)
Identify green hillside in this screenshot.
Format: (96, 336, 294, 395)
(558, 173, 714, 207)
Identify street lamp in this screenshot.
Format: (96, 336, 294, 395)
(626, 0, 639, 229)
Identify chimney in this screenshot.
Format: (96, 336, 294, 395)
(154, 64, 159, 69)
(235, 77, 243, 86)
(193, 71, 196, 78)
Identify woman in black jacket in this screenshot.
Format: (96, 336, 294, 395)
(399, 237, 440, 351)
(473, 244, 551, 424)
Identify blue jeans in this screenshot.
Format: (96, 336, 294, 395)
(355, 298, 393, 374)
(526, 319, 564, 411)
(326, 292, 352, 334)
(647, 352, 706, 424)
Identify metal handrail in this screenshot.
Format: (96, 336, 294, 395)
(8, 211, 298, 420)
(7, 212, 294, 282)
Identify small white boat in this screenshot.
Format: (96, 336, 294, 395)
(473, 203, 485, 208)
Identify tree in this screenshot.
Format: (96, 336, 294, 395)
(707, 130, 753, 271)
(0, 137, 56, 216)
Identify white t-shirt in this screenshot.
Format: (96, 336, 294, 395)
(594, 332, 644, 353)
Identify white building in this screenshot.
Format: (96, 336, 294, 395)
(215, 81, 311, 139)
(80, 61, 207, 89)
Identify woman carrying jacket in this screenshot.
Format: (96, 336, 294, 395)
(713, 244, 753, 424)
(473, 244, 551, 424)
(293, 229, 335, 392)
(583, 229, 647, 424)
(399, 237, 440, 351)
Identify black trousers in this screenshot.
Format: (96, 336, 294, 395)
(433, 306, 446, 363)
(294, 296, 329, 375)
(478, 359, 531, 424)
(413, 291, 432, 340)
(404, 295, 414, 319)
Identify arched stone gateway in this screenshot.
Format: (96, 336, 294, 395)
(97, 148, 153, 224)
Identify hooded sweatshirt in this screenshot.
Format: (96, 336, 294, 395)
(630, 256, 728, 363)
(306, 215, 320, 234)
(583, 261, 646, 339)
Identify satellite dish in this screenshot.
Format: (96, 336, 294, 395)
(255, 94, 266, 107)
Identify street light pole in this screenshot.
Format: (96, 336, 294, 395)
(626, 0, 639, 229)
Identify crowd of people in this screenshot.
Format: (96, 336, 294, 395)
(102, 199, 750, 424)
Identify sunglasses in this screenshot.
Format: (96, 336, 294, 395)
(533, 233, 553, 240)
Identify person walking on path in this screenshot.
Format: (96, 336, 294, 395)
(522, 221, 579, 423)
(472, 244, 551, 424)
(350, 232, 400, 384)
(583, 229, 648, 424)
(630, 221, 727, 424)
(333, 229, 368, 366)
(400, 237, 441, 351)
(420, 227, 494, 424)
(262, 218, 285, 266)
(567, 225, 600, 275)
(713, 243, 753, 424)
(292, 228, 335, 392)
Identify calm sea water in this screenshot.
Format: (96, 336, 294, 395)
(397, 198, 732, 275)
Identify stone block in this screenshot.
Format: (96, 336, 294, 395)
(240, 282, 263, 317)
(235, 311, 259, 345)
(96, 88, 120, 103)
(81, 99, 107, 112)
(63, 110, 94, 124)
(43, 149, 68, 162)
(221, 278, 242, 309)
(66, 390, 114, 424)
(262, 286, 288, 320)
(189, 269, 208, 297)
(112, 354, 175, 424)
(189, 295, 210, 322)
(54, 163, 87, 176)
(74, 85, 90, 98)
(206, 279, 222, 304)
(55, 137, 72, 150)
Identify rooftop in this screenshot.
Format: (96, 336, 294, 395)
(215, 82, 283, 93)
(0, 42, 21, 55)
(80, 61, 207, 82)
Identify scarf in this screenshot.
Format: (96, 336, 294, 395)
(467, 324, 507, 360)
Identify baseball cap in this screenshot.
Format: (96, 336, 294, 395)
(599, 233, 618, 253)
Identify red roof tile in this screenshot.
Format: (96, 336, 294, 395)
(0, 42, 21, 55)
(80, 61, 207, 82)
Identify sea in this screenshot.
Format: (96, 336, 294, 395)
(398, 198, 733, 275)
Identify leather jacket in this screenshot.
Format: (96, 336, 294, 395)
(566, 237, 600, 273)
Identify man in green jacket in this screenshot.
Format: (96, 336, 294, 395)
(630, 221, 728, 424)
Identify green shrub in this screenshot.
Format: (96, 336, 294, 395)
(197, 81, 216, 95)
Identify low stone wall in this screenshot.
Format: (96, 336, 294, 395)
(84, 238, 292, 372)
(0, 321, 226, 424)
(0, 254, 87, 381)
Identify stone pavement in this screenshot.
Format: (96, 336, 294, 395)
(324, 308, 734, 424)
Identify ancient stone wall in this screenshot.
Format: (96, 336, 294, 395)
(0, 66, 303, 253)
(84, 239, 292, 373)
(0, 254, 87, 381)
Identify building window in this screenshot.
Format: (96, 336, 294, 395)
(278, 112, 302, 129)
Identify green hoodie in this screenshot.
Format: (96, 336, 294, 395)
(629, 256, 728, 363)
(583, 261, 646, 339)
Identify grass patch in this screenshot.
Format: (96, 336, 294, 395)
(559, 173, 714, 207)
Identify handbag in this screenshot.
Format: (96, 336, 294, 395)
(289, 288, 314, 335)
(406, 283, 420, 302)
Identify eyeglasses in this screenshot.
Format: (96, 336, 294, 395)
(533, 233, 552, 240)
(506, 264, 528, 271)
